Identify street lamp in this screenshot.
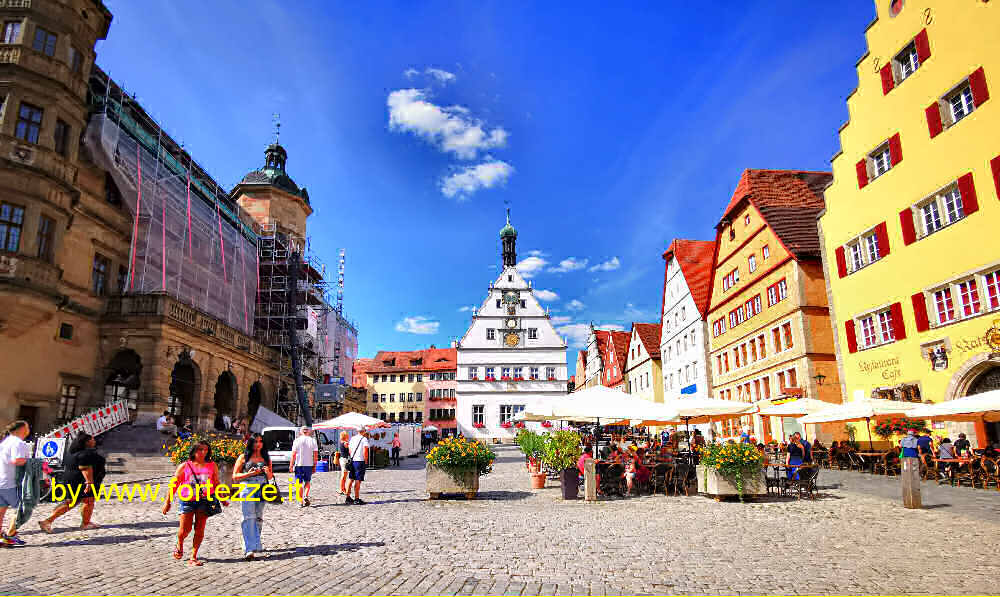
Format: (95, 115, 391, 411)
(813, 373, 826, 386)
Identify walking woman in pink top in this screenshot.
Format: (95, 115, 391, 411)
(162, 440, 226, 566)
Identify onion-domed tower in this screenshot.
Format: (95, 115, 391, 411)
(232, 141, 312, 242)
(500, 207, 517, 267)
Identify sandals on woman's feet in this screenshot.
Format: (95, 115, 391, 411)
(173, 545, 183, 560)
(80, 523, 100, 531)
(188, 558, 203, 566)
(37, 520, 53, 534)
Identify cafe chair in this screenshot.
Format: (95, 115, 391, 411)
(671, 463, 693, 496)
(979, 458, 999, 491)
(785, 465, 819, 500)
(601, 464, 625, 497)
(920, 453, 937, 481)
(651, 463, 671, 496)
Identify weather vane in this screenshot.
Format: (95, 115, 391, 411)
(272, 112, 281, 144)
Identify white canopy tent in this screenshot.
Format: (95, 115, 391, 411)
(906, 389, 1000, 423)
(800, 398, 913, 450)
(313, 412, 392, 431)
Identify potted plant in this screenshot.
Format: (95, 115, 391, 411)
(425, 436, 496, 499)
(542, 430, 583, 499)
(541, 421, 553, 428)
(874, 417, 927, 440)
(472, 422, 485, 429)
(516, 429, 547, 488)
(697, 442, 765, 501)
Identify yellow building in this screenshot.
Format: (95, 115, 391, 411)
(819, 0, 1000, 447)
(624, 323, 663, 404)
(364, 347, 457, 434)
(707, 170, 842, 442)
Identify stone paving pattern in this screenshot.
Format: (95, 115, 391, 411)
(1, 446, 1000, 595)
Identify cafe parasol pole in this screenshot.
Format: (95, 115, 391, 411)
(866, 416, 874, 451)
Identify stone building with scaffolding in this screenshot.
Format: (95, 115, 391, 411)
(0, 0, 357, 432)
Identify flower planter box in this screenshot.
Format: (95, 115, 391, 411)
(696, 465, 766, 499)
(426, 463, 479, 499)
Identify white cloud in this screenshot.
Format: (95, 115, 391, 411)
(395, 316, 440, 335)
(403, 68, 420, 79)
(589, 257, 621, 272)
(557, 323, 624, 348)
(439, 160, 514, 199)
(556, 323, 592, 348)
(551, 315, 572, 325)
(425, 68, 456, 84)
(458, 306, 475, 312)
(527, 250, 547, 257)
(548, 257, 589, 273)
(515, 255, 548, 279)
(624, 302, 647, 320)
(387, 88, 508, 159)
(535, 289, 559, 301)
(566, 299, 585, 311)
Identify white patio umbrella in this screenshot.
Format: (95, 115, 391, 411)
(634, 397, 756, 462)
(313, 412, 391, 431)
(906, 389, 1000, 423)
(800, 399, 912, 450)
(422, 424, 439, 432)
(756, 398, 835, 417)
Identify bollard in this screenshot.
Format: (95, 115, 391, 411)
(901, 456, 921, 509)
(584, 459, 597, 501)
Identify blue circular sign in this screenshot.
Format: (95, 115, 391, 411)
(41, 440, 59, 457)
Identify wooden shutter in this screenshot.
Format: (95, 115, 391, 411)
(956, 172, 978, 216)
(911, 293, 930, 333)
(875, 221, 890, 257)
(845, 321, 858, 354)
(890, 302, 906, 340)
(991, 155, 1000, 201)
(970, 67, 989, 107)
(899, 208, 916, 245)
(888, 133, 902, 166)
(880, 64, 895, 95)
(926, 103, 943, 138)
(914, 29, 930, 63)
(835, 246, 848, 278)
(856, 160, 869, 189)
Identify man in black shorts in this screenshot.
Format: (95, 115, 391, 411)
(346, 430, 369, 505)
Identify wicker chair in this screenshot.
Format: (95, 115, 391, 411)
(979, 457, 999, 491)
(651, 463, 672, 496)
(920, 453, 938, 481)
(954, 458, 978, 488)
(876, 451, 901, 476)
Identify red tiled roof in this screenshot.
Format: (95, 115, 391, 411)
(718, 169, 831, 261)
(609, 330, 630, 373)
(632, 322, 662, 360)
(352, 358, 376, 387)
(365, 347, 457, 374)
(662, 239, 716, 319)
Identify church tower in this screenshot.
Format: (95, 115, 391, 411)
(500, 208, 517, 267)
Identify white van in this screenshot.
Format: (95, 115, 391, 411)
(261, 426, 337, 471)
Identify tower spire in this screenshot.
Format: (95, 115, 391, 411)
(499, 204, 517, 268)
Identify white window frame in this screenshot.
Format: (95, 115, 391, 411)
(947, 85, 975, 124)
(469, 366, 479, 380)
(499, 404, 524, 424)
(486, 328, 495, 340)
(472, 405, 485, 425)
(748, 254, 757, 273)
(845, 228, 881, 273)
(528, 328, 537, 340)
(762, 245, 770, 260)
(546, 366, 556, 380)
(485, 366, 495, 379)
(870, 145, 892, 178)
(913, 182, 965, 239)
(895, 43, 919, 81)
(855, 306, 895, 350)
(513, 366, 523, 379)
(501, 366, 511, 379)
(529, 366, 539, 380)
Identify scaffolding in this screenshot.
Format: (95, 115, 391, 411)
(85, 69, 257, 335)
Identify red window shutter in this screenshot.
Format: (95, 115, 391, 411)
(835, 246, 847, 278)
(926, 103, 943, 138)
(888, 133, 902, 166)
(958, 172, 979, 215)
(899, 208, 916, 245)
(856, 160, 869, 189)
(880, 64, 894, 95)
(911, 293, 930, 333)
(845, 321, 858, 354)
(875, 221, 890, 257)
(991, 155, 1000, 201)
(970, 67, 989, 107)
(914, 29, 930, 63)
(890, 302, 906, 340)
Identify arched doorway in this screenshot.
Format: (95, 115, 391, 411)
(967, 366, 1000, 446)
(168, 352, 200, 425)
(214, 371, 237, 428)
(247, 382, 263, 424)
(104, 349, 142, 412)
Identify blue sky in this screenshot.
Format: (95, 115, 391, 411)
(98, 1, 875, 376)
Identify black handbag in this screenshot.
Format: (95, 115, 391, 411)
(261, 478, 283, 504)
(184, 463, 224, 516)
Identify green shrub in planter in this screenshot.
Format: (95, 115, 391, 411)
(515, 429, 546, 461)
(542, 430, 582, 471)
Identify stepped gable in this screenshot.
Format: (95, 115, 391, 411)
(609, 330, 630, 369)
(632, 322, 662, 360)
(662, 239, 716, 318)
(719, 169, 832, 261)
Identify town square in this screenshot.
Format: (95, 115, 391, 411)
(2, 0, 1000, 595)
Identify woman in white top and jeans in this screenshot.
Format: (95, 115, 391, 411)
(232, 433, 273, 560)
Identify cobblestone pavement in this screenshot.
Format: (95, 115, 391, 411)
(2, 446, 1000, 595)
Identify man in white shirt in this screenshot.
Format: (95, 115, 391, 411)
(0, 420, 31, 547)
(156, 411, 175, 435)
(346, 430, 369, 505)
(290, 427, 319, 507)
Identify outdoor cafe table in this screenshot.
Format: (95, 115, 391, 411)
(935, 458, 973, 485)
(855, 451, 887, 473)
(764, 463, 806, 495)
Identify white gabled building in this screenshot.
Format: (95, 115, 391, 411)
(456, 210, 568, 440)
(660, 239, 716, 403)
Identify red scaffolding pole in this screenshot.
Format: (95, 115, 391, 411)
(128, 144, 142, 291)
